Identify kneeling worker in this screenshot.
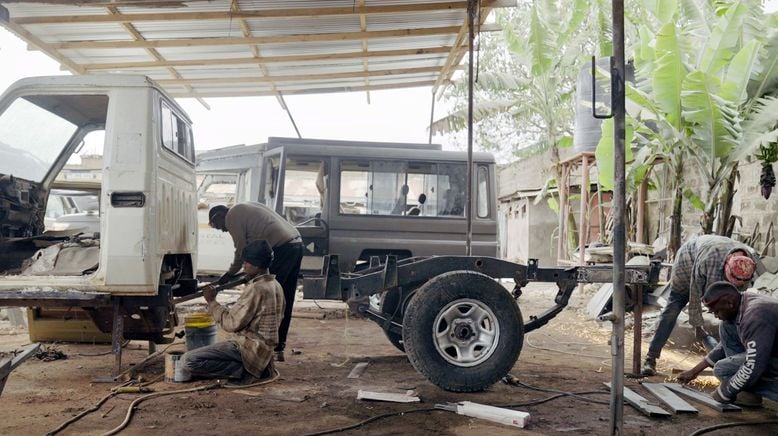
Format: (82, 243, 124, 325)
(678, 282, 778, 406)
(180, 240, 285, 385)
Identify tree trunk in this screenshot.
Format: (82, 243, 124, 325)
(669, 158, 684, 260)
(715, 162, 738, 236)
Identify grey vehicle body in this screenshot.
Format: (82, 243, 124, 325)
(196, 137, 498, 275)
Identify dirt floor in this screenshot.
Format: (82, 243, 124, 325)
(1, 284, 777, 435)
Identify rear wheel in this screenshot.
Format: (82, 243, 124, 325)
(402, 271, 523, 392)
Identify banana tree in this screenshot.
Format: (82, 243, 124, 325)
(597, 0, 778, 255)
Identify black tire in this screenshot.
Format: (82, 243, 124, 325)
(402, 271, 523, 392)
(384, 330, 405, 352)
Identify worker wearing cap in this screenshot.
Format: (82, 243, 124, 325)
(642, 235, 757, 376)
(208, 202, 303, 361)
(180, 240, 285, 385)
(677, 282, 778, 406)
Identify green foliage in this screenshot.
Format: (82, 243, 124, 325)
(594, 118, 635, 191)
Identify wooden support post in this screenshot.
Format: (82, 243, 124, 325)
(557, 164, 569, 262)
(578, 156, 590, 266)
(111, 303, 124, 376)
(636, 176, 648, 244)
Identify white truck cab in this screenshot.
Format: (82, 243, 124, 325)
(0, 75, 198, 343)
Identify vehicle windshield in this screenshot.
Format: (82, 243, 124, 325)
(0, 96, 81, 182)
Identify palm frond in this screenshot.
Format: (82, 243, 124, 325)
(430, 99, 520, 135)
(678, 0, 712, 38)
(698, 2, 749, 74)
(653, 23, 685, 128)
(721, 40, 762, 105)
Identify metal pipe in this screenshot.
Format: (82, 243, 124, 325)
(609, 0, 627, 434)
(632, 285, 643, 376)
(465, 0, 476, 256)
(279, 92, 302, 139)
(428, 92, 436, 144)
(579, 157, 590, 265)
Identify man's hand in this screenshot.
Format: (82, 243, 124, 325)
(201, 284, 218, 303)
(676, 369, 699, 384)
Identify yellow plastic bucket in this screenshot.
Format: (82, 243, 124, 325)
(183, 313, 217, 351)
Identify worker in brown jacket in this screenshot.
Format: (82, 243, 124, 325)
(208, 202, 303, 361)
(181, 240, 285, 385)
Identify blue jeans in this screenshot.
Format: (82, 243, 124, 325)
(179, 341, 246, 381)
(713, 321, 778, 402)
(647, 288, 689, 359)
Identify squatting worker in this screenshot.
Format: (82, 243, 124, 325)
(677, 282, 778, 406)
(208, 202, 303, 361)
(180, 240, 285, 385)
(641, 234, 757, 376)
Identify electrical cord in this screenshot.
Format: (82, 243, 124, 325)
(503, 375, 611, 405)
(302, 407, 442, 436)
(45, 379, 135, 436)
(304, 379, 612, 435)
(688, 420, 778, 436)
(76, 340, 131, 357)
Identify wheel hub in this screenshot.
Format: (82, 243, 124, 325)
(432, 298, 500, 367)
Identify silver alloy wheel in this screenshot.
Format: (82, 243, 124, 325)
(432, 298, 500, 367)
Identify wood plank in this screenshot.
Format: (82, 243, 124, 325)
(155, 66, 443, 85)
(12, 1, 516, 25)
(642, 383, 698, 414)
(357, 390, 420, 403)
(168, 80, 440, 99)
(50, 27, 462, 50)
(604, 383, 671, 417)
(82, 46, 453, 71)
(663, 383, 742, 412)
(347, 362, 369, 379)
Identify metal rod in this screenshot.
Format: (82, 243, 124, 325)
(279, 92, 302, 139)
(428, 91, 436, 144)
(111, 302, 124, 377)
(609, 0, 627, 434)
(465, 0, 476, 256)
(632, 285, 643, 376)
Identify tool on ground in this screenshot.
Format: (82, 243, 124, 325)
(173, 274, 248, 305)
(435, 401, 529, 428)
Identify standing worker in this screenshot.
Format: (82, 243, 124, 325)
(642, 234, 757, 376)
(209, 202, 303, 362)
(677, 281, 778, 406)
(180, 240, 285, 385)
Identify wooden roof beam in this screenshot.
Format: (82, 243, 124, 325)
(358, 0, 370, 104)
(169, 80, 442, 99)
(50, 26, 462, 50)
(155, 65, 450, 86)
(105, 5, 209, 109)
(11, 1, 516, 25)
(81, 46, 453, 71)
(432, 2, 494, 98)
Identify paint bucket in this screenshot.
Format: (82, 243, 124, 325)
(165, 351, 185, 383)
(184, 313, 217, 351)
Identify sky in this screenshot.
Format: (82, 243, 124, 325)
(1, 1, 776, 154)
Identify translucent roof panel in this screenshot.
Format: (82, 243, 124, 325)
(0, 0, 510, 98)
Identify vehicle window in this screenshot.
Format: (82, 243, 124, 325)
(262, 156, 280, 209)
(477, 165, 489, 218)
(282, 158, 324, 224)
(160, 100, 194, 163)
(197, 173, 238, 207)
(0, 95, 108, 182)
(339, 160, 466, 218)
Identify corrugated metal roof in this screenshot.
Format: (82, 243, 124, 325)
(0, 0, 512, 99)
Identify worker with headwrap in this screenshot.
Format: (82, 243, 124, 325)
(642, 235, 757, 376)
(207, 202, 303, 362)
(180, 240, 285, 385)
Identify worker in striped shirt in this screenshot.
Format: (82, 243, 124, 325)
(641, 235, 757, 376)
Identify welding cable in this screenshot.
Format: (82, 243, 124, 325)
(102, 382, 221, 436)
(45, 379, 135, 436)
(502, 375, 611, 405)
(302, 407, 442, 436)
(221, 366, 281, 389)
(688, 420, 778, 436)
(524, 336, 612, 361)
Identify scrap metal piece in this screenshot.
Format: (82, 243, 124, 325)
(663, 383, 741, 412)
(347, 362, 369, 379)
(642, 383, 698, 413)
(0, 343, 41, 396)
(604, 383, 671, 417)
